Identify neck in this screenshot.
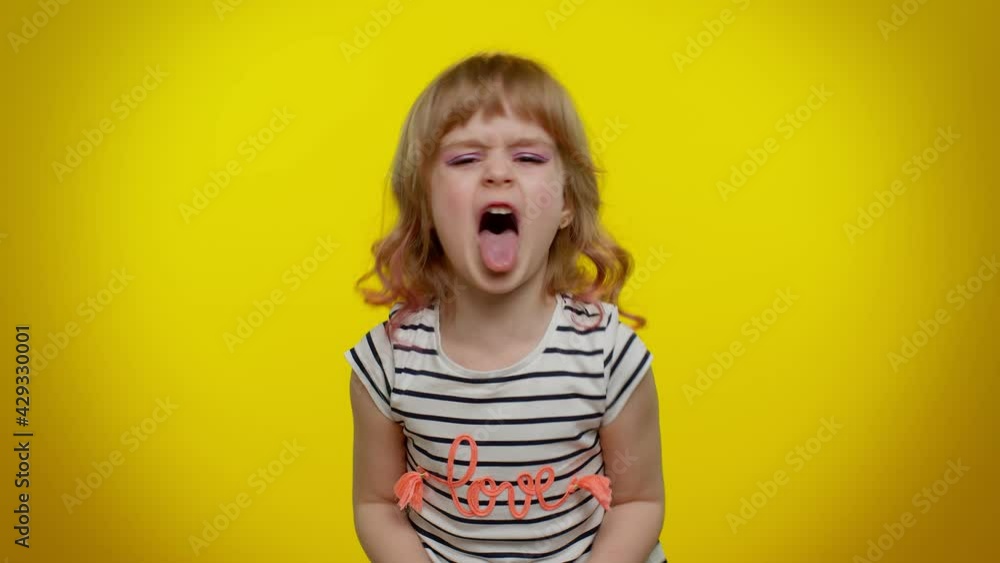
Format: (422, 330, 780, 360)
(439, 267, 555, 347)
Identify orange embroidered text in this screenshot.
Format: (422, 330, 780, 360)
(393, 433, 611, 518)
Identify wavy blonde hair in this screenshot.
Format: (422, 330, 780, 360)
(356, 52, 645, 335)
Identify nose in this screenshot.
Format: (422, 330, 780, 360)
(482, 157, 514, 187)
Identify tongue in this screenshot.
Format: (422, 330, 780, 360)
(478, 230, 518, 273)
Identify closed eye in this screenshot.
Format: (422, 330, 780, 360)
(446, 152, 550, 166)
(514, 153, 549, 164)
(446, 154, 481, 166)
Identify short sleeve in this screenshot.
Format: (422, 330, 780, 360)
(344, 321, 400, 423)
(602, 305, 654, 426)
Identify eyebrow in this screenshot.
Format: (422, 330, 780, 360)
(439, 136, 555, 152)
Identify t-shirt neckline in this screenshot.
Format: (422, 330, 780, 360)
(431, 293, 565, 377)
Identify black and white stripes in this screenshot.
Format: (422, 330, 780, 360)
(345, 294, 659, 562)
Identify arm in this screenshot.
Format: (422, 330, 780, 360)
(350, 373, 433, 563)
(588, 368, 665, 563)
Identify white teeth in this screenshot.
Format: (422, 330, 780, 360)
(485, 206, 512, 215)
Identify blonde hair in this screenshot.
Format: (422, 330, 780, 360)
(356, 52, 645, 335)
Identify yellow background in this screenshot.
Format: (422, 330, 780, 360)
(1, 0, 996, 561)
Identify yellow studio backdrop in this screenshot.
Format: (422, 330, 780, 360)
(0, 0, 996, 561)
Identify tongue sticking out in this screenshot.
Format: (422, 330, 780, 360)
(479, 230, 518, 273)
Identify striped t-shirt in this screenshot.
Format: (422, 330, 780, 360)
(345, 293, 666, 563)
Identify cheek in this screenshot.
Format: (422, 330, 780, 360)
(429, 176, 472, 234)
(431, 182, 466, 216)
(525, 176, 565, 223)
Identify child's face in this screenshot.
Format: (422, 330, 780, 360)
(428, 110, 571, 296)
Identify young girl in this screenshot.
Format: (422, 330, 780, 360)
(346, 52, 666, 563)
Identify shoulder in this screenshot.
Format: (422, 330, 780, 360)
(559, 293, 649, 356)
(386, 301, 437, 343)
(346, 301, 434, 358)
(559, 293, 620, 329)
(388, 301, 435, 325)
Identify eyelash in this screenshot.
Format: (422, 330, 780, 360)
(446, 153, 549, 166)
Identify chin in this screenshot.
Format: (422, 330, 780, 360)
(468, 268, 525, 295)
(447, 243, 547, 298)
(457, 258, 533, 296)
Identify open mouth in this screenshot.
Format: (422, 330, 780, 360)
(477, 205, 519, 274)
(479, 206, 519, 235)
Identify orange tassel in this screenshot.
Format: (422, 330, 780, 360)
(571, 474, 612, 510)
(393, 470, 426, 511)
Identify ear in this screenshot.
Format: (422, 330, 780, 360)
(558, 166, 574, 230)
(559, 206, 574, 229)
